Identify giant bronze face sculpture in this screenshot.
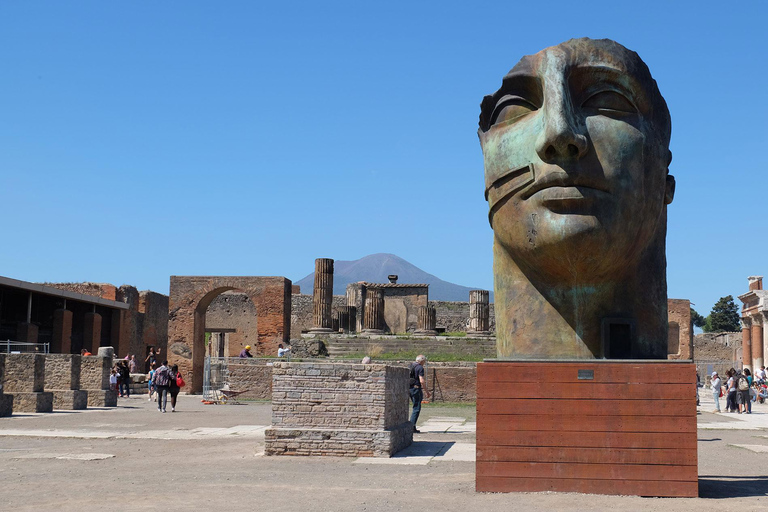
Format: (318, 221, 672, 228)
(479, 38, 675, 359)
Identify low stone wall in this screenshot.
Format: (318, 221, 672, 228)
(226, 359, 274, 400)
(44, 354, 81, 390)
(0, 354, 12, 416)
(2, 354, 53, 412)
(79, 355, 117, 407)
(265, 362, 412, 457)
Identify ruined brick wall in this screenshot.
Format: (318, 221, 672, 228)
(44, 354, 80, 390)
(290, 294, 346, 336)
(667, 299, 693, 360)
(80, 356, 111, 390)
(3, 354, 45, 392)
(139, 291, 168, 358)
(270, 362, 408, 429)
(46, 283, 118, 301)
(694, 332, 741, 363)
(225, 359, 273, 399)
(429, 300, 496, 333)
(205, 292, 259, 357)
(428, 364, 477, 403)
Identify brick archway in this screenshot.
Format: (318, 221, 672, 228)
(167, 276, 291, 393)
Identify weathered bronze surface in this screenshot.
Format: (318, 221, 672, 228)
(478, 38, 675, 359)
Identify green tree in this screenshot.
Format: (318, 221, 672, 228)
(704, 295, 741, 333)
(690, 308, 706, 329)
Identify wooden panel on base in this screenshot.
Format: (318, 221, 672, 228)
(476, 360, 698, 498)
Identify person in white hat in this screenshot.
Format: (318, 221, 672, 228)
(711, 371, 722, 413)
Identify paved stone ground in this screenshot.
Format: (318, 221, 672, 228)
(1, 394, 767, 511)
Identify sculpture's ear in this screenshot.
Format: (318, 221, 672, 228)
(664, 150, 675, 205)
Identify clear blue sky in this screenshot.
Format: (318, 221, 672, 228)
(1, 1, 765, 317)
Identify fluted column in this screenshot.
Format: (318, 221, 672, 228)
(742, 317, 753, 372)
(468, 290, 491, 335)
(309, 258, 334, 333)
(415, 306, 437, 336)
(752, 315, 764, 371)
(362, 288, 384, 334)
(337, 306, 356, 333)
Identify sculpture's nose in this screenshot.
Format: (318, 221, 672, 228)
(535, 89, 589, 163)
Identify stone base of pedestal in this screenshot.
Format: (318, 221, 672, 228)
(476, 360, 698, 498)
(265, 421, 413, 457)
(414, 330, 438, 336)
(11, 392, 54, 413)
(467, 331, 493, 337)
(52, 390, 88, 410)
(85, 389, 117, 407)
(0, 394, 13, 417)
(362, 329, 384, 335)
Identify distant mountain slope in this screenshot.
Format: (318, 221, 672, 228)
(294, 253, 493, 302)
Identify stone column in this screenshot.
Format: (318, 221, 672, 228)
(468, 290, 491, 335)
(83, 312, 102, 354)
(362, 288, 384, 334)
(309, 258, 334, 333)
(415, 306, 437, 336)
(16, 323, 39, 344)
(53, 309, 73, 354)
(752, 315, 764, 371)
(742, 318, 752, 372)
(336, 309, 349, 333)
(341, 305, 356, 333)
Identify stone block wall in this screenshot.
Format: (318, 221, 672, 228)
(430, 300, 497, 333)
(271, 362, 408, 429)
(225, 359, 274, 399)
(3, 354, 45, 393)
(44, 354, 81, 390)
(290, 294, 347, 336)
(266, 362, 413, 456)
(80, 356, 111, 390)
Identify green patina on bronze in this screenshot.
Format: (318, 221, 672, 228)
(478, 38, 676, 359)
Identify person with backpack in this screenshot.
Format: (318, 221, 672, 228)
(408, 355, 430, 433)
(168, 364, 183, 412)
(725, 369, 738, 413)
(739, 369, 752, 414)
(154, 360, 172, 413)
(118, 360, 130, 398)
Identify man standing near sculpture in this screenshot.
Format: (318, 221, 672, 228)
(478, 38, 675, 359)
(409, 355, 430, 433)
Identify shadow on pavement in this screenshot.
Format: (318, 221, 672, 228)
(699, 476, 768, 498)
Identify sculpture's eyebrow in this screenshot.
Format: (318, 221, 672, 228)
(496, 71, 542, 104)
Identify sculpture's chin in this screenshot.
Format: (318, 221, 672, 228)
(494, 209, 644, 284)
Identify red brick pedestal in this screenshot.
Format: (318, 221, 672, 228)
(476, 360, 698, 498)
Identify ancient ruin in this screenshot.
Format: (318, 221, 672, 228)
(309, 258, 334, 333)
(167, 276, 292, 393)
(738, 275, 767, 371)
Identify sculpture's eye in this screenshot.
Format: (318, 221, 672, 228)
(582, 90, 636, 114)
(491, 95, 538, 126)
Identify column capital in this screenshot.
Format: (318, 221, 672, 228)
(743, 317, 753, 328)
(751, 314, 764, 326)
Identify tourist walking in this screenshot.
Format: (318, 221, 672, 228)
(726, 368, 738, 413)
(738, 369, 752, 414)
(154, 360, 172, 412)
(169, 364, 183, 412)
(408, 354, 430, 433)
(118, 360, 130, 398)
(711, 371, 722, 413)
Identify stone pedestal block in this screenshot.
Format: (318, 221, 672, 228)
(80, 356, 111, 390)
(83, 312, 102, 354)
(52, 390, 88, 410)
(53, 309, 73, 354)
(476, 360, 698, 498)
(3, 353, 45, 393)
(265, 362, 412, 457)
(44, 354, 81, 390)
(0, 393, 12, 417)
(310, 258, 334, 333)
(17, 322, 39, 344)
(86, 389, 118, 407)
(12, 391, 54, 413)
(97, 346, 115, 358)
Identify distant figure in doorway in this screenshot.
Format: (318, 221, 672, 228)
(277, 344, 291, 358)
(129, 355, 138, 374)
(408, 355, 430, 433)
(239, 345, 253, 358)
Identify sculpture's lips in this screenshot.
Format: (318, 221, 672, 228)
(521, 175, 610, 201)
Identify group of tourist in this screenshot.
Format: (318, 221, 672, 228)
(109, 360, 132, 397)
(711, 365, 768, 413)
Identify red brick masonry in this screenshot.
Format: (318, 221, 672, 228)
(476, 360, 698, 498)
